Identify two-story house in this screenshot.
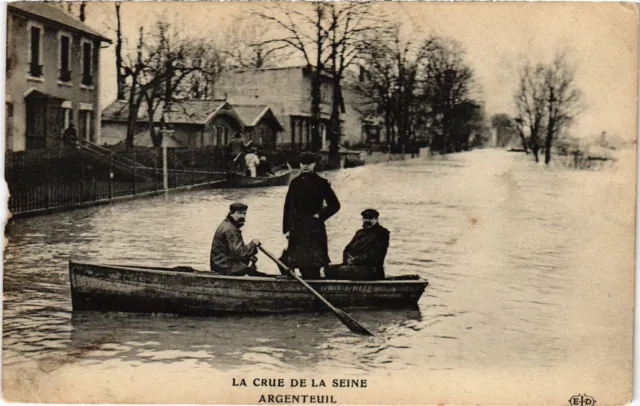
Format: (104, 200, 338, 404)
(213, 65, 336, 150)
(6, 2, 111, 151)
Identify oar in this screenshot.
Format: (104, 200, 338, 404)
(258, 245, 373, 336)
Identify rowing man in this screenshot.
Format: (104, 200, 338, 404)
(210, 203, 267, 276)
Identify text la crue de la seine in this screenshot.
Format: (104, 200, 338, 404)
(233, 377, 368, 404)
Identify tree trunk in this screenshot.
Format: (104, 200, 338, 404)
(328, 76, 341, 167)
(310, 72, 322, 152)
(517, 128, 529, 154)
(115, 2, 125, 100)
(531, 144, 540, 162)
(146, 99, 161, 148)
(125, 78, 141, 151)
(544, 126, 554, 164)
(310, 6, 323, 153)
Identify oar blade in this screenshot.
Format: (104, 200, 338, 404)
(335, 308, 374, 336)
(259, 245, 374, 337)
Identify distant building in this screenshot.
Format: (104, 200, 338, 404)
(341, 86, 383, 147)
(213, 65, 379, 150)
(101, 99, 283, 148)
(6, 2, 111, 151)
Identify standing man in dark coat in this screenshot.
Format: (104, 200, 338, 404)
(325, 209, 390, 280)
(210, 202, 267, 276)
(226, 132, 248, 174)
(282, 152, 341, 279)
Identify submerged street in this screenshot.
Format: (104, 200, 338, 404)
(3, 149, 635, 402)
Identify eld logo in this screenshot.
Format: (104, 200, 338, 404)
(569, 394, 596, 406)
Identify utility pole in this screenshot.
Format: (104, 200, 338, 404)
(161, 57, 174, 191)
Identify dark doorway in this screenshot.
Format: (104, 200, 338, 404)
(25, 96, 47, 149)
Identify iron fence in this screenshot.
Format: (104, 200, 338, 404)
(5, 147, 226, 216)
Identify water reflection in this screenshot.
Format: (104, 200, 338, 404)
(67, 309, 422, 372)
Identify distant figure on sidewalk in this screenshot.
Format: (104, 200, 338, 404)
(282, 152, 341, 279)
(244, 147, 260, 178)
(325, 209, 390, 280)
(62, 122, 78, 148)
(210, 203, 267, 276)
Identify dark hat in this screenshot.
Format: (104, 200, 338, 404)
(229, 202, 248, 212)
(299, 152, 317, 164)
(361, 209, 379, 219)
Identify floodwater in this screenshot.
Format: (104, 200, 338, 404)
(3, 149, 635, 404)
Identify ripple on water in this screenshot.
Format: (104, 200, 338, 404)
(3, 149, 634, 376)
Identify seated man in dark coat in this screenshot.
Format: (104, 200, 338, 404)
(325, 209, 390, 280)
(210, 203, 267, 276)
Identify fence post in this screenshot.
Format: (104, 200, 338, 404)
(163, 145, 168, 191)
(44, 150, 51, 210)
(108, 155, 113, 200)
(133, 150, 137, 195)
(191, 149, 195, 185)
(173, 148, 177, 188)
(80, 148, 85, 203)
(154, 148, 159, 192)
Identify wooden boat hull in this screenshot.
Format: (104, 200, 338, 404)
(69, 262, 428, 316)
(223, 168, 291, 188)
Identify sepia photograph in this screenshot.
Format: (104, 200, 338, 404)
(2, 1, 637, 404)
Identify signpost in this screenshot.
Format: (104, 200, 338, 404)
(160, 104, 175, 192)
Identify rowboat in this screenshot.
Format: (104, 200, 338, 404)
(69, 261, 428, 316)
(223, 164, 292, 188)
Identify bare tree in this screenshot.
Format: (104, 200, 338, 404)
(181, 48, 227, 100)
(323, 2, 389, 163)
(514, 62, 547, 162)
(421, 36, 475, 153)
(353, 25, 427, 151)
(115, 2, 125, 100)
(142, 20, 211, 146)
(220, 16, 289, 69)
(119, 20, 211, 149)
(253, 3, 332, 152)
(542, 52, 583, 164)
(352, 40, 398, 147)
(514, 53, 583, 164)
(123, 27, 152, 151)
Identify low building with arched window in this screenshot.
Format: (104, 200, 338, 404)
(101, 99, 282, 150)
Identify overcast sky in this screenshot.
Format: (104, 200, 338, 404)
(85, 2, 638, 141)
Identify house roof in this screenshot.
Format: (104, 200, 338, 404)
(102, 99, 239, 126)
(8, 2, 111, 43)
(228, 64, 332, 80)
(231, 104, 283, 131)
(229, 64, 308, 74)
(233, 105, 268, 126)
(133, 131, 183, 148)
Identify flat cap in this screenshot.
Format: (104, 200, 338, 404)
(229, 202, 248, 212)
(299, 151, 317, 164)
(361, 209, 379, 219)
